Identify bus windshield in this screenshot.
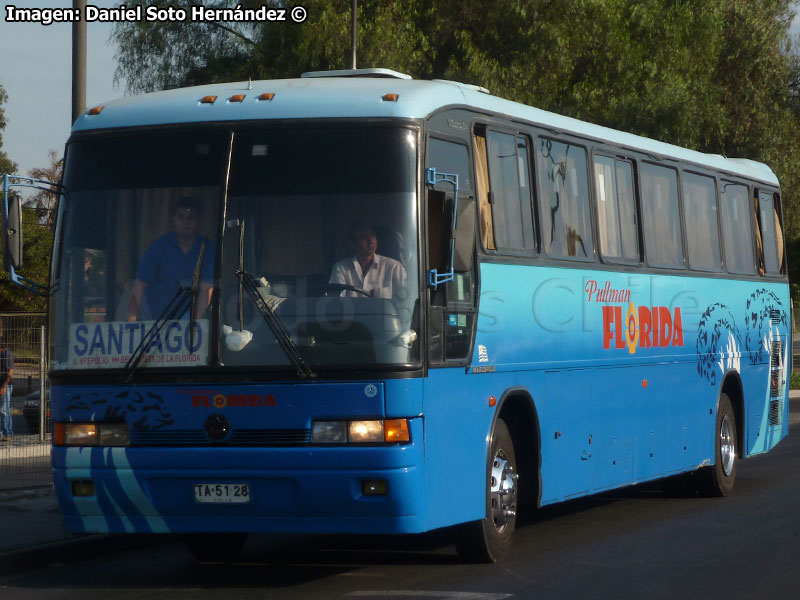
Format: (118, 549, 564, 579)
(50, 125, 420, 372)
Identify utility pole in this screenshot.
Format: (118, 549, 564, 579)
(72, 0, 87, 125)
(351, 0, 357, 69)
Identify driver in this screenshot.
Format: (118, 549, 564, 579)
(127, 197, 215, 321)
(329, 221, 406, 299)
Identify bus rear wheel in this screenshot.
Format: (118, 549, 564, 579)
(455, 417, 518, 563)
(698, 393, 737, 497)
(183, 533, 248, 562)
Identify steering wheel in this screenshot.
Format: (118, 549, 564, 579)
(320, 283, 372, 297)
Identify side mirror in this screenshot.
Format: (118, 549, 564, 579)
(3, 191, 23, 271)
(452, 195, 475, 273)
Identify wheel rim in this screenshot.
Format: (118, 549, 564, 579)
(489, 449, 518, 531)
(720, 413, 735, 476)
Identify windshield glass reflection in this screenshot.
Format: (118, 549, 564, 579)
(220, 126, 419, 369)
(50, 126, 420, 372)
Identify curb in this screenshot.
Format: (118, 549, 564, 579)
(0, 487, 177, 576)
(0, 533, 177, 576)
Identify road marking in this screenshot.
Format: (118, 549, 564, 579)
(348, 592, 512, 599)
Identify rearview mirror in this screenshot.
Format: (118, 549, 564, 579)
(3, 191, 23, 271)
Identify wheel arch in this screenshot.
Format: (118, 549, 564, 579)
(490, 387, 542, 509)
(720, 370, 745, 458)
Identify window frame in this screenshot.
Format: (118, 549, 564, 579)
(591, 150, 641, 266)
(719, 179, 757, 276)
(754, 187, 786, 277)
(474, 126, 538, 258)
(680, 169, 723, 273)
(535, 136, 596, 263)
(638, 160, 687, 270)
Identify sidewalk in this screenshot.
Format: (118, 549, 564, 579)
(0, 485, 165, 575)
(1, 391, 799, 575)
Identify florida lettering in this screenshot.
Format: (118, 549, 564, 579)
(602, 302, 683, 354)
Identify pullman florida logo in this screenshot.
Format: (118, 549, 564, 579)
(586, 280, 684, 354)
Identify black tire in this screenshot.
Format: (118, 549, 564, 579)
(183, 533, 248, 562)
(697, 393, 737, 497)
(454, 417, 518, 563)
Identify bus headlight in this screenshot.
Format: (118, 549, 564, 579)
(348, 420, 384, 442)
(55, 423, 130, 446)
(99, 424, 131, 446)
(312, 421, 347, 443)
(311, 419, 410, 444)
(63, 423, 97, 446)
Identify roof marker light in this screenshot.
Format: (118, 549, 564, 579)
(258, 93, 275, 101)
(201, 95, 217, 104)
(87, 106, 104, 115)
(382, 93, 399, 102)
(230, 94, 246, 103)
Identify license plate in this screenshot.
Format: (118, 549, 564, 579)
(194, 483, 251, 504)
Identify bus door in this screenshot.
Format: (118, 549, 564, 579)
(421, 135, 488, 528)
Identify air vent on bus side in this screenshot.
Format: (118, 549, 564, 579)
(768, 339, 784, 426)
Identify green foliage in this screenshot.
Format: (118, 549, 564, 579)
(111, 0, 800, 293)
(0, 207, 52, 312)
(0, 85, 51, 311)
(790, 371, 800, 390)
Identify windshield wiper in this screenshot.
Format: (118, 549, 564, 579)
(231, 220, 314, 379)
(235, 267, 315, 380)
(189, 234, 209, 352)
(124, 235, 208, 382)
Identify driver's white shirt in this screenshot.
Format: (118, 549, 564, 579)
(329, 254, 406, 299)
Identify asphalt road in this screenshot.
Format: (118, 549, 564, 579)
(2, 424, 799, 599)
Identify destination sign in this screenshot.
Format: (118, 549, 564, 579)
(68, 319, 209, 369)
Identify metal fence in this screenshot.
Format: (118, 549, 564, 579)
(0, 313, 50, 490)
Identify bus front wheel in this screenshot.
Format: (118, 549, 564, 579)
(455, 417, 518, 563)
(698, 393, 737, 497)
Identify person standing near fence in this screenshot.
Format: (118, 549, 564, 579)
(0, 336, 13, 442)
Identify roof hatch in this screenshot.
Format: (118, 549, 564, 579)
(301, 68, 412, 79)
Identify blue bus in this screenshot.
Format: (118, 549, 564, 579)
(2, 68, 790, 562)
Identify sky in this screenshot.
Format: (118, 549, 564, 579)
(1, 2, 800, 184)
(1, 1, 119, 180)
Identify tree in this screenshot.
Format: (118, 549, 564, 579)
(0, 81, 17, 176)
(27, 149, 63, 230)
(0, 204, 52, 312)
(0, 88, 53, 311)
(110, 0, 800, 284)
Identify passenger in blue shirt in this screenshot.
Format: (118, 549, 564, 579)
(127, 197, 215, 321)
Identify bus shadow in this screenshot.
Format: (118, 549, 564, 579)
(515, 474, 703, 529)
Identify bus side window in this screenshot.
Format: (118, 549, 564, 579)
(537, 138, 593, 259)
(720, 182, 755, 275)
(593, 156, 639, 262)
(756, 190, 783, 275)
(483, 130, 535, 253)
(473, 131, 495, 250)
(640, 163, 684, 269)
(682, 172, 721, 272)
(774, 195, 785, 273)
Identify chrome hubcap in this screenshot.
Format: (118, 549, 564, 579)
(720, 413, 735, 476)
(490, 451, 518, 531)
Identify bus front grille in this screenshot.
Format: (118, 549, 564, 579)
(131, 429, 312, 446)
